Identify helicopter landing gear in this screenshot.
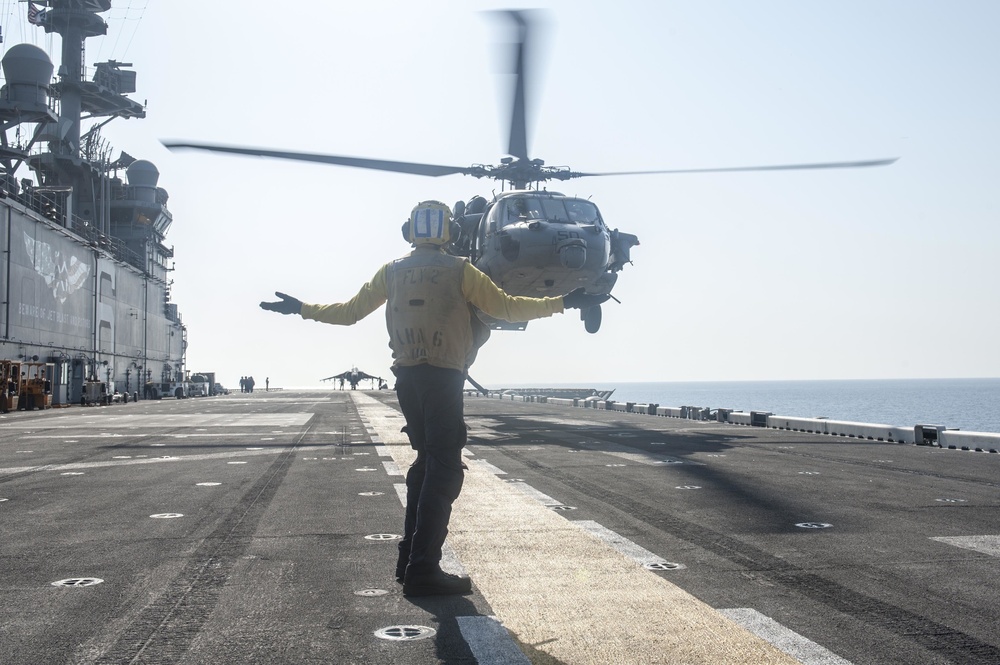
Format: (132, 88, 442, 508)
(582, 304, 602, 334)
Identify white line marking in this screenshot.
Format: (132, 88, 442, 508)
(551, 433, 704, 466)
(469, 459, 507, 475)
(7, 414, 313, 429)
(21, 432, 295, 440)
(573, 520, 680, 568)
(719, 608, 853, 664)
(456, 615, 531, 665)
(393, 482, 408, 506)
(506, 482, 563, 506)
(930, 535, 1000, 557)
(382, 460, 402, 476)
(0, 447, 290, 474)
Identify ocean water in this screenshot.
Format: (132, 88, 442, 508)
(506, 378, 1000, 434)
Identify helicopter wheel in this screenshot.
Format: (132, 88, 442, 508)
(582, 305, 602, 334)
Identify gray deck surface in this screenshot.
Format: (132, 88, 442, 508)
(1, 389, 997, 664)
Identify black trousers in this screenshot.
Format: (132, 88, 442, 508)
(394, 364, 466, 575)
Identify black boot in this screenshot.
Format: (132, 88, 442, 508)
(402, 568, 473, 596)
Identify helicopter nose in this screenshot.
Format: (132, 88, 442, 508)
(559, 243, 587, 270)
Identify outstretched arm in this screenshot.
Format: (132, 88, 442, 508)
(260, 292, 303, 315)
(462, 263, 608, 321)
(300, 265, 389, 326)
(462, 263, 563, 322)
(260, 267, 389, 326)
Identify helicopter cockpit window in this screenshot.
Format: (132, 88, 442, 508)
(564, 199, 600, 224)
(540, 198, 571, 222)
(503, 197, 544, 226)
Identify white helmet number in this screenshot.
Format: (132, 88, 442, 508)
(413, 208, 446, 241)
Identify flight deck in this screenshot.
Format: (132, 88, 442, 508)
(1, 390, 998, 664)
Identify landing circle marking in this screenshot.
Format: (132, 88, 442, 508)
(645, 561, 685, 571)
(374, 625, 436, 641)
(51, 578, 104, 587)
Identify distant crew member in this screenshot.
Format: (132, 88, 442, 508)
(260, 200, 608, 596)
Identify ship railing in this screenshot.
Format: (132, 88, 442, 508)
(18, 186, 67, 226)
(15, 186, 145, 270)
(74, 221, 145, 270)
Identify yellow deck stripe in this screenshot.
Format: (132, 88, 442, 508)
(352, 393, 800, 664)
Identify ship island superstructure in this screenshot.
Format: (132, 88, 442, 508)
(0, 0, 185, 405)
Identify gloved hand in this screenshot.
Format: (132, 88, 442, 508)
(259, 291, 302, 315)
(562, 288, 610, 310)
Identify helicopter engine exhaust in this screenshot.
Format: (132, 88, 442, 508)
(557, 238, 587, 270)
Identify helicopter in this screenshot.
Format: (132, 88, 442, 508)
(165, 11, 895, 334)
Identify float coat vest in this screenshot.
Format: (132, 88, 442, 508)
(386, 251, 472, 372)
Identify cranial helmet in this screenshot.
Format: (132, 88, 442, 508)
(402, 200, 459, 246)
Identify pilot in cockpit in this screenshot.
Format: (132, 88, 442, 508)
(504, 197, 543, 224)
(565, 199, 598, 223)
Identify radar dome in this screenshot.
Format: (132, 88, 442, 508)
(1, 44, 54, 107)
(126, 160, 160, 188)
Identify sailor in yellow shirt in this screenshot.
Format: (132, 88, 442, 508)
(260, 200, 609, 596)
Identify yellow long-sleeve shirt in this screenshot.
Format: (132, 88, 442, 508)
(301, 251, 564, 370)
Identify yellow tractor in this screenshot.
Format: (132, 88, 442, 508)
(1, 360, 21, 413)
(18, 362, 54, 411)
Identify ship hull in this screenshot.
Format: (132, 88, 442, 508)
(1, 198, 185, 404)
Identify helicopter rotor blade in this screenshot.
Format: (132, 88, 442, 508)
(161, 141, 474, 178)
(502, 10, 532, 161)
(565, 157, 899, 179)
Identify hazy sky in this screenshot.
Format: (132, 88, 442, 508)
(6, 1, 998, 388)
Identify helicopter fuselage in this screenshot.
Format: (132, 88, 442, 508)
(453, 190, 638, 332)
